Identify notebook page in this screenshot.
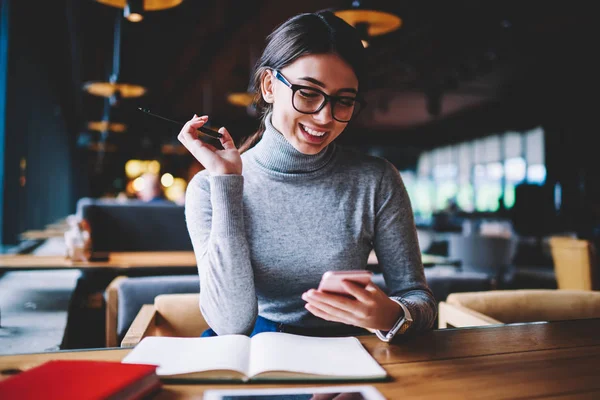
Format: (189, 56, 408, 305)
(247, 332, 386, 378)
(122, 336, 251, 377)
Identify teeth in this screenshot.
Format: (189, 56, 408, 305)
(302, 124, 327, 137)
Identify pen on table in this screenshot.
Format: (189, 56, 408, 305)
(137, 107, 223, 139)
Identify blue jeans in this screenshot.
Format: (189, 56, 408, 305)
(201, 315, 367, 337)
(201, 315, 279, 337)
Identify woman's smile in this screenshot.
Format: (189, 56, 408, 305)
(299, 123, 329, 144)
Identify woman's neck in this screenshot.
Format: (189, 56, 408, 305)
(249, 114, 336, 174)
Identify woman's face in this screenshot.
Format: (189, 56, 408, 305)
(262, 53, 359, 155)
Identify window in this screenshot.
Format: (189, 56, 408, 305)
(433, 164, 458, 210)
(474, 163, 503, 212)
(527, 164, 547, 184)
(525, 127, 545, 184)
(504, 157, 526, 208)
(415, 126, 546, 216)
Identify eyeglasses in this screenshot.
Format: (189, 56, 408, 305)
(272, 70, 365, 123)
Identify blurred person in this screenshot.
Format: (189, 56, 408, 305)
(136, 172, 169, 203)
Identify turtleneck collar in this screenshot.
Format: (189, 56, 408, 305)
(247, 114, 337, 177)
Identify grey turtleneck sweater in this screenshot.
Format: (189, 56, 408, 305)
(185, 116, 437, 335)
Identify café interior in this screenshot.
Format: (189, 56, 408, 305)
(1, 0, 599, 398)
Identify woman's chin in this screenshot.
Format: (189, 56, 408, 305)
(292, 138, 326, 155)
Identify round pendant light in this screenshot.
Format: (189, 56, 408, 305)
(82, 13, 146, 105)
(95, 0, 183, 22)
(87, 121, 128, 133)
(83, 81, 147, 98)
(334, 9, 402, 36)
(95, 0, 182, 11)
(335, 2, 402, 48)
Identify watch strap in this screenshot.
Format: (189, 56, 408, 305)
(375, 298, 413, 342)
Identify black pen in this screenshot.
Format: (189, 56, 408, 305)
(138, 107, 223, 139)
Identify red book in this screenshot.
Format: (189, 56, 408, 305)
(0, 359, 161, 400)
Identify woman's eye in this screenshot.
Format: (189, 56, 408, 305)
(299, 90, 320, 98)
(338, 98, 356, 107)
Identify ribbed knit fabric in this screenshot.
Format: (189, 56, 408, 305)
(185, 115, 437, 335)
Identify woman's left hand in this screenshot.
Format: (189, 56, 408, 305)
(301, 281, 402, 331)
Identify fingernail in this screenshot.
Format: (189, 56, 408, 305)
(193, 114, 197, 118)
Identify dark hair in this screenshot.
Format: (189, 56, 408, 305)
(238, 10, 366, 153)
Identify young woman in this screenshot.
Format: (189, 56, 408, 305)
(179, 10, 436, 341)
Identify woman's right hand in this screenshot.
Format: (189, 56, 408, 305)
(177, 114, 242, 175)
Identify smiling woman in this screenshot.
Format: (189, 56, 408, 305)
(178, 10, 437, 342)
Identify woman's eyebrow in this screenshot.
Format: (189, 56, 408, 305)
(298, 76, 326, 87)
(298, 76, 358, 94)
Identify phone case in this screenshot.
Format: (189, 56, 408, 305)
(318, 270, 373, 295)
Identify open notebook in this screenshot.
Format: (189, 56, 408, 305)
(121, 332, 388, 383)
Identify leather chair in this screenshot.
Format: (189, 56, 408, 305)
(104, 275, 200, 347)
(438, 289, 600, 328)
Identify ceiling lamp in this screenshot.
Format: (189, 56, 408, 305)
(83, 81, 147, 101)
(95, 0, 183, 22)
(124, 0, 144, 22)
(334, 1, 402, 48)
(83, 13, 146, 106)
(87, 121, 127, 133)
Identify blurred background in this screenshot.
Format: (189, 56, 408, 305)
(1, 0, 598, 246)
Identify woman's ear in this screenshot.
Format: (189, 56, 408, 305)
(261, 70, 275, 104)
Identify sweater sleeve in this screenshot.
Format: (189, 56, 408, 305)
(184, 173, 258, 335)
(372, 160, 437, 333)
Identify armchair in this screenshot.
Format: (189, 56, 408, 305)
(438, 289, 600, 328)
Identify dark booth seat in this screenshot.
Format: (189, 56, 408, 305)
(81, 200, 193, 252)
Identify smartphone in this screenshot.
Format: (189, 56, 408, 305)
(317, 270, 373, 296)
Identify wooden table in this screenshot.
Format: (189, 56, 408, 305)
(1, 251, 455, 270)
(0, 251, 198, 270)
(2, 319, 600, 399)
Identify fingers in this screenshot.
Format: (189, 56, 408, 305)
(341, 281, 377, 303)
(178, 115, 208, 144)
(176, 114, 242, 175)
(303, 291, 357, 322)
(178, 115, 221, 164)
(305, 302, 352, 325)
(218, 126, 236, 150)
(303, 289, 357, 314)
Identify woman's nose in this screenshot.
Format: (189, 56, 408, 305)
(313, 102, 334, 124)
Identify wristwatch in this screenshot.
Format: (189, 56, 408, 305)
(375, 298, 413, 342)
